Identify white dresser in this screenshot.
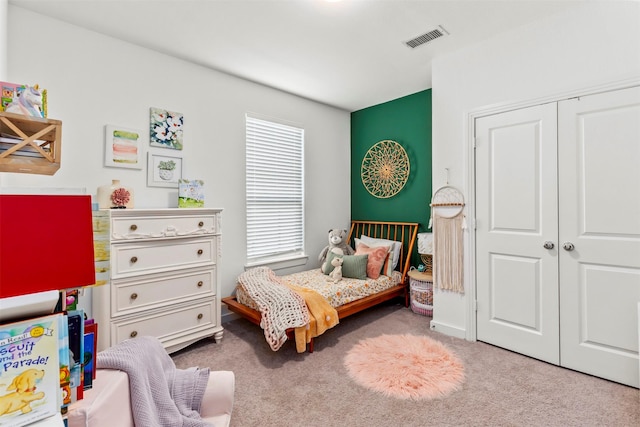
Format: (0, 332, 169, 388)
(92, 208, 223, 354)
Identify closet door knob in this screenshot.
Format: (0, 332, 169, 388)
(543, 241, 554, 250)
(563, 242, 575, 251)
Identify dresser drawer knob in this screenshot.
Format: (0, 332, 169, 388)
(130, 331, 138, 338)
(130, 256, 138, 263)
(197, 249, 203, 255)
(130, 224, 137, 231)
(130, 293, 138, 300)
(197, 281, 203, 287)
(197, 313, 203, 320)
(198, 221, 204, 227)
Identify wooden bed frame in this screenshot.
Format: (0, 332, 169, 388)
(221, 220, 419, 352)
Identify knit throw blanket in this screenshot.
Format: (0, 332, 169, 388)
(97, 336, 211, 427)
(237, 267, 310, 351)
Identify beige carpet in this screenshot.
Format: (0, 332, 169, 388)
(172, 301, 640, 427)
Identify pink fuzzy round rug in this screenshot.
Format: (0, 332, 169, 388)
(344, 334, 465, 400)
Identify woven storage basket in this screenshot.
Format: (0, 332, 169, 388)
(420, 254, 433, 273)
(409, 275, 433, 317)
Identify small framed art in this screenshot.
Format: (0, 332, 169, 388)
(104, 125, 144, 169)
(147, 152, 183, 188)
(178, 179, 205, 208)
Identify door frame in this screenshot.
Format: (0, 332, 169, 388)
(464, 76, 640, 342)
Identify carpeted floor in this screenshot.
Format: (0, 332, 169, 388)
(172, 301, 640, 427)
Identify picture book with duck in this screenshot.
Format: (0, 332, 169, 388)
(0, 313, 61, 427)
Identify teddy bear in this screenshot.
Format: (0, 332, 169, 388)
(327, 256, 343, 283)
(319, 228, 355, 270)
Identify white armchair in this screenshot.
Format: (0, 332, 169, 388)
(67, 368, 234, 427)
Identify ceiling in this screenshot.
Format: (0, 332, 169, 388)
(9, 0, 588, 111)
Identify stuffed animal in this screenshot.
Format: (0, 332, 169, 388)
(5, 86, 43, 118)
(319, 228, 354, 270)
(327, 256, 343, 283)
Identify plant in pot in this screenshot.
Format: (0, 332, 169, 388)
(158, 159, 176, 181)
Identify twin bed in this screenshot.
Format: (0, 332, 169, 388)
(222, 220, 419, 352)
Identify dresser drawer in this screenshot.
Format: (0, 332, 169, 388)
(111, 237, 215, 278)
(111, 267, 215, 316)
(111, 300, 216, 345)
(111, 213, 217, 241)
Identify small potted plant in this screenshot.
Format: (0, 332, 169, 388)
(158, 159, 176, 181)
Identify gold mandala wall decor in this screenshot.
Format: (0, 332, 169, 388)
(361, 140, 410, 198)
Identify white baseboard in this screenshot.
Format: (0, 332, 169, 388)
(429, 320, 467, 340)
(222, 311, 241, 323)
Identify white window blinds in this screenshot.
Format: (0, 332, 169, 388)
(245, 114, 304, 261)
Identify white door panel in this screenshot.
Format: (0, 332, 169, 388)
(558, 87, 640, 387)
(476, 103, 559, 364)
(476, 86, 640, 388)
(490, 254, 542, 331)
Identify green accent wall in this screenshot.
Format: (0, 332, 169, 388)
(351, 90, 432, 265)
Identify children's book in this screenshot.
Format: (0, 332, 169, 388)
(0, 313, 62, 427)
(66, 310, 84, 403)
(58, 314, 71, 413)
(82, 319, 98, 390)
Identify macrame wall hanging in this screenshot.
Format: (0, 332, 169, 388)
(428, 181, 466, 294)
(361, 140, 410, 199)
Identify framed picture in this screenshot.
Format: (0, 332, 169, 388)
(147, 152, 183, 188)
(104, 125, 144, 169)
(150, 107, 183, 150)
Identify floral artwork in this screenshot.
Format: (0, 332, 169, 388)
(150, 107, 183, 150)
(110, 187, 131, 208)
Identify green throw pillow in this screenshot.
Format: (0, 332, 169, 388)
(323, 251, 368, 280)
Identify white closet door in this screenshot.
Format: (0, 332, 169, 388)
(558, 87, 640, 387)
(475, 103, 560, 364)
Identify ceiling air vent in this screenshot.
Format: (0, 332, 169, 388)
(405, 26, 449, 49)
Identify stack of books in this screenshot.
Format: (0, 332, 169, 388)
(0, 135, 50, 158)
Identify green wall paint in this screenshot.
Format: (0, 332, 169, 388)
(351, 90, 432, 265)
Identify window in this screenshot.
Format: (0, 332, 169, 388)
(245, 114, 304, 263)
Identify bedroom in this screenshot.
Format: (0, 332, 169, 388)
(1, 0, 639, 424)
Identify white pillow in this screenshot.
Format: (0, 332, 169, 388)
(358, 235, 402, 271)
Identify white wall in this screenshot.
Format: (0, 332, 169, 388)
(4, 6, 351, 320)
(431, 1, 640, 339)
(0, 0, 6, 80)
